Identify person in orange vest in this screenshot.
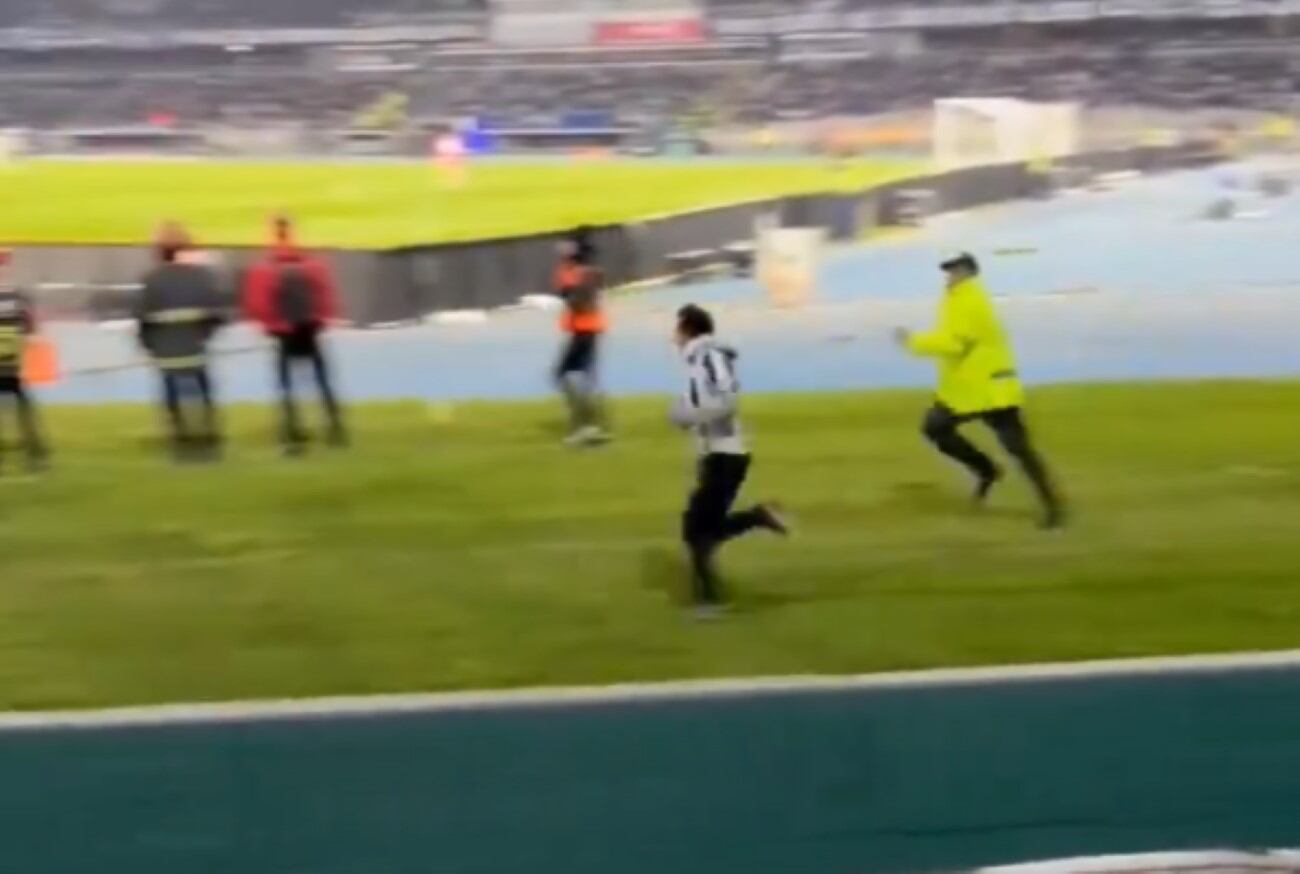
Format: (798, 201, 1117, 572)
(553, 227, 611, 447)
(0, 249, 50, 473)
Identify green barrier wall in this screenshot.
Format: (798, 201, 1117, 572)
(3, 664, 1299, 874)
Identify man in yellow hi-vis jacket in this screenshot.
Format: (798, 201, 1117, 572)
(895, 253, 1064, 529)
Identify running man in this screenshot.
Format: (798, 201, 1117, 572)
(894, 252, 1065, 528)
(671, 304, 787, 614)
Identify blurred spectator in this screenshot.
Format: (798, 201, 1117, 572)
(0, 247, 49, 473)
(136, 223, 227, 462)
(242, 216, 348, 455)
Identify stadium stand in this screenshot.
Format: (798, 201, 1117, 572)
(0, 4, 1291, 135)
(3, 36, 1295, 125)
(0, 0, 487, 29)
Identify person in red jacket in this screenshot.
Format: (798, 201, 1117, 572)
(243, 215, 347, 454)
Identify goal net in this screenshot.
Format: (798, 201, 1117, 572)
(933, 98, 1080, 170)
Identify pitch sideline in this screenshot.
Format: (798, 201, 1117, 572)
(0, 648, 1297, 733)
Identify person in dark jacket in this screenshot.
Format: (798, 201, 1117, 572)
(0, 250, 50, 472)
(135, 223, 226, 461)
(242, 215, 346, 454)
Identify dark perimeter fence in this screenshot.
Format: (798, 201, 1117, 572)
(6, 144, 1218, 327)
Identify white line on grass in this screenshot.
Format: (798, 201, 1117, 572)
(0, 649, 1298, 733)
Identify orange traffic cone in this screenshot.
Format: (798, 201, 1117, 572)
(21, 335, 59, 386)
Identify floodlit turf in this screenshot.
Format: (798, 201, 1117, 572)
(0, 157, 923, 249)
(3, 381, 1300, 711)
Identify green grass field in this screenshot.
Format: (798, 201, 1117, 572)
(0, 158, 922, 249)
(3, 381, 1299, 712)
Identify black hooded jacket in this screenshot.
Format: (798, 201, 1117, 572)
(135, 257, 227, 370)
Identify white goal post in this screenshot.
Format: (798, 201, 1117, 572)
(933, 98, 1080, 171)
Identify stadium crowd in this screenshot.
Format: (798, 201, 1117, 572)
(0, 46, 1289, 132)
(0, 5, 1291, 131)
(0, 0, 486, 30)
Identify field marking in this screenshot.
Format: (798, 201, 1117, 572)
(981, 849, 1300, 874)
(1, 648, 1298, 733)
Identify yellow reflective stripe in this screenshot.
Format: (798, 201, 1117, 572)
(144, 308, 211, 324)
(0, 325, 22, 361)
(158, 355, 208, 370)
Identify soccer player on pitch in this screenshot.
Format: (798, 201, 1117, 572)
(894, 252, 1065, 529)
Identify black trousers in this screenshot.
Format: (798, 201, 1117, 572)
(682, 453, 765, 605)
(159, 366, 219, 453)
(554, 331, 598, 379)
(922, 403, 1060, 514)
(554, 332, 604, 431)
(0, 374, 47, 467)
(275, 326, 345, 446)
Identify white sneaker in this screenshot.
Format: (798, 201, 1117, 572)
(691, 604, 732, 622)
(564, 426, 611, 448)
(758, 503, 792, 537)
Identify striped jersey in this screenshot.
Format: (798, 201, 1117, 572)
(676, 335, 747, 456)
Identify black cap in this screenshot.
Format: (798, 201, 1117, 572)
(568, 225, 596, 264)
(940, 252, 979, 274)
